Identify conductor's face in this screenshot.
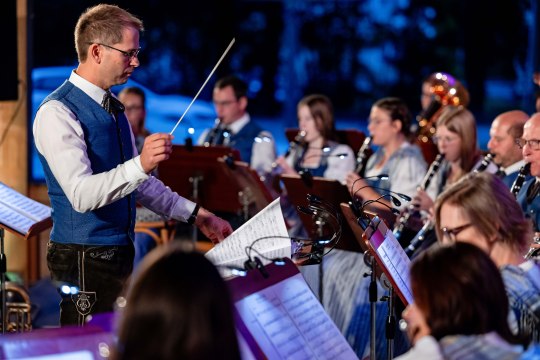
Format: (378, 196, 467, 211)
(212, 86, 247, 126)
(101, 26, 140, 89)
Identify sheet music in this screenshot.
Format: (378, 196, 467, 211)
(0, 182, 51, 222)
(235, 273, 358, 360)
(206, 198, 290, 270)
(0, 202, 37, 235)
(366, 217, 413, 304)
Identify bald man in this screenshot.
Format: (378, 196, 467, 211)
(488, 110, 530, 188)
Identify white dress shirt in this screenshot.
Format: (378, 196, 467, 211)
(33, 71, 196, 223)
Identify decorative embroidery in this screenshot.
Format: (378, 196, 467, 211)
(72, 291, 97, 316)
(88, 249, 116, 260)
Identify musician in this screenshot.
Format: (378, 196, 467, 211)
(113, 242, 241, 360)
(516, 113, 540, 256)
(346, 97, 427, 212)
(33, 4, 232, 326)
(397, 242, 522, 360)
(488, 110, 530, 188)
(274, 94, 355, 184)
(413, 106, 482, 214)
(199, 75, 276, 176)
(434, 172, 540, 344)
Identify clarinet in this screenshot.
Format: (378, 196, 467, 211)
(405, 153, 496, 257)
(473, 153, 496, 173)
(284, 130, 307, 158)
(510, 163, 530, 198)
(393, 153, 445, 238)
(405, 219, 434, 257)
(525, 236, 540, 260)
(355, 136, 372, 175)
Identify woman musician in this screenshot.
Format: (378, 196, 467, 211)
(346, 97, 427, 219)
(274, 94, 355, 184)
(435, 172, 540, 345)
(412, 106, 486, 214)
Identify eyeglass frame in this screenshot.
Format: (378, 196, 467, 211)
(89, 42, 141, 60)
(432, 135, 459, 145)
(440, 223, 473, 241)
(515, 138, 540, 150)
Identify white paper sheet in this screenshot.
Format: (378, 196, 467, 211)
(235, 273, 358, 360)
(206, 198, 291, 270)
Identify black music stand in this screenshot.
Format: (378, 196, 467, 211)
(158, 145, 241, 213)
(0, 215, 52, 333)
(216, 158, 275, 221)
(285, 128, 367, 154)
(280, 174, 361, 253)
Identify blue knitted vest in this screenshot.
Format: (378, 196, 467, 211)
(37, 81, 135, 245)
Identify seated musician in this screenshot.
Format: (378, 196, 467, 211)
(198, 75, 276, 176)
(488, 110, 530, 188)
(113, 242, 241, 360)
(413, 106, 483, 214)
(516, 113, 540, 256)
(274, 94, 355, 237)
(346, 97, 427, 214)
(274, 93, 355, 184)
(435, 172, 540, 345)
(397, 242, 523, 359)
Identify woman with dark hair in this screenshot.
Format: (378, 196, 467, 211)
(113, 243, 241, 360)
(434, 172, 540, 345)
(347, 97, 427, 213)
(397, 242, 522, 359)
(275, 93, 355, 184)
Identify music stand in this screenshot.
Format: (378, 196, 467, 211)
(0, 181, 54, 333)
(280, 174, 361, 253)
(285, 128, 367, 154)
(216, 158, 275, 221)
(158, 145, 241, 213)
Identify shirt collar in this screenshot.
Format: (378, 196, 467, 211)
(227, 113, 250, 134)
(503, 159, 526, 175)
(69, 70, 108, 106)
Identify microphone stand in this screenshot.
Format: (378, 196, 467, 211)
(380, 274, 396, 360)
(363, 251, 377, 360)
(188, 175, 203, 243)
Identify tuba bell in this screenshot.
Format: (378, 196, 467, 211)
(1, 282, 32, 332)
(416, 72, 470, 144)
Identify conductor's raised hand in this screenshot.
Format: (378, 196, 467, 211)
(140, 133, 173, 174)
(195, 207, 233, 244)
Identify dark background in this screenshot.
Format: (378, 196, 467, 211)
(29, 0, 536, 126)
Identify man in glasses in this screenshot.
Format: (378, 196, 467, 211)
(487, 110, 530, 188)
(199, 75, 276, 177)
(516, 113, 540, 253)
(33, 4, 232, 326)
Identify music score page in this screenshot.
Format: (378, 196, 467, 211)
(235, 272, 358, 360)
(206, 198, 291, 270)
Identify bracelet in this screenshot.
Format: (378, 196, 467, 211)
(187, 204, 200, 225)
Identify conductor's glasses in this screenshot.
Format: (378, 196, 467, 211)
(92, 43, 141, 60)
(440, 223, 472, 242)
(515, 138, 540, 150)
